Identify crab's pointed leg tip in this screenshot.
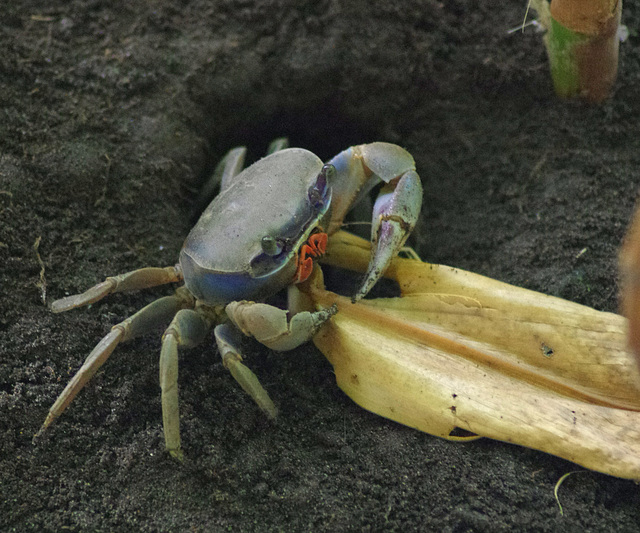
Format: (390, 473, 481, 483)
(33, 417, 54, 444)
(50, 298, 70, 313)
(352, 278, 374, 302)
(355, 220, 408, 301)
(168, 448, 184, 462)
(41, 413, 55, 432)
(353, 265, 384, 302)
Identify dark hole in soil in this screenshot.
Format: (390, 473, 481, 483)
(213, 101, 378, 162)
(193, 97, 381, 209)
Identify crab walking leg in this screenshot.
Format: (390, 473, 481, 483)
(50, 265, 183, 313)
(266, 137, 290, 155)
(197, 138, 290, 213)
(225, 300, 337, 352)
(159, 308, 212, 459)
(326, 143, 423, 301)
(39, 292, 192, 434)
(214, 322, 278, 418)
(221, 300, 335, 414)
(198, 146, 247, 208)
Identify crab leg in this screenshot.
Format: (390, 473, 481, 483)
(219, 299, 335, 416)
(194, 147, 247, 214)
(326, 143, 423, 301)
(214, 322, 278, 419)
(266, 137, 290, 155)
(39, 290, 193, 434)
(50, 265, 183, 313)
(195, 137, 290, 213)
(159, 307, 212, 460)
(225, 300, 337, 352)
(217, 299, 337, 415)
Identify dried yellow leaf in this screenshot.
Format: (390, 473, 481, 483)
(305, 231, 640, 480)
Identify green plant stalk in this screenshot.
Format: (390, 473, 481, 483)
(544, 17, 589, 99)
(533, 0, 622, 102)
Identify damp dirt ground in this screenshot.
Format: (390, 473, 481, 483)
(2, 1, 640, 531)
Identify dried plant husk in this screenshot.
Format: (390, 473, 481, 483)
(620, 203, 640, 368)
(306, 230, 640, 480)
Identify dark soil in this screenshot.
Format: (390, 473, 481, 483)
(2, 1, 640, 531)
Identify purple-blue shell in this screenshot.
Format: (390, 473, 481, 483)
(180, 148, 332, 305)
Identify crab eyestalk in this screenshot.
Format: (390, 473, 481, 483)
(531, 0, 622, 103)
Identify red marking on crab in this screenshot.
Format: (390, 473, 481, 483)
(294, 232, 328, 283)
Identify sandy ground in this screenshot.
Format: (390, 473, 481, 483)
(2, 1, 640, 531)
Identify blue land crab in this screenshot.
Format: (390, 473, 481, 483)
(40, 139, 422, 459)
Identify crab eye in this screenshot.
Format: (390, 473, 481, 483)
(308, 164, 334, 206)
(261, 235, 283, 256)
(322, 163, 336, 182)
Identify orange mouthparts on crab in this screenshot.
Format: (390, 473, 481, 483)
(294, 231, 328, 283)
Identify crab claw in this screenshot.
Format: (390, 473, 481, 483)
(354, 170, 422, 301)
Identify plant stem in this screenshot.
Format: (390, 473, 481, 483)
(532, 0, 622, 102)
